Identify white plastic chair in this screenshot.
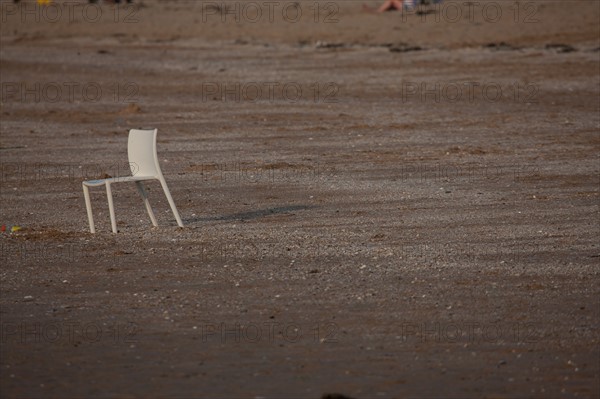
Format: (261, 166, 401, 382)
(82, 128, 184, 233)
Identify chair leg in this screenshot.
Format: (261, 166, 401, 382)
(136, 181, 158, 227)
(82, 184, 95, 234)
(159, 179, 184, 227)
(105, 183, 118, 233)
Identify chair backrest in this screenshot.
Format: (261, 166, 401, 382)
(127, 128, 162, 178)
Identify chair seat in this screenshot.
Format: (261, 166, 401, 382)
(83, 175, 156, 187)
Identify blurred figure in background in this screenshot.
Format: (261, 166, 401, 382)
(363, 0, 417, 13)
(378, 0, 408, 12)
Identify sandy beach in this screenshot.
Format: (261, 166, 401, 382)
(1, 0, 599, 398)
